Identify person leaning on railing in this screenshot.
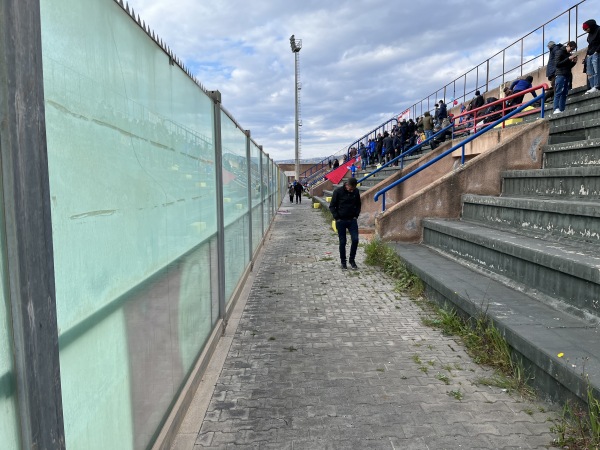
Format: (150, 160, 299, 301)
(507, 76, 537, 107)
(583, 19, 600, 94)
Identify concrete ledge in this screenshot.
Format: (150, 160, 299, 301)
(393, 242, 600, 407)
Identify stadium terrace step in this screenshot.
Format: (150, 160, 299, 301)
(393, 242, 600, 405)
(388, 90, 600, 407)
(543, 138, 600, 168)
(461, 194, 600, 245)
(501, 166, 600, 199)
(421, 218, 600, 321)
(547, 115, 600, 144)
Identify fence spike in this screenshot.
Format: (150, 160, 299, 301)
(125, 2, 130, 14)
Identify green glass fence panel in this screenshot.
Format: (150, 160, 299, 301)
(0, 204, 20, 450)
(250, 143, 262, 253)
(221, 112, 250, 303)
(261, 152, 270, 230)
(40, 0, 218, 448)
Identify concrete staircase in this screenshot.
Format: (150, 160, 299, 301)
(393, 87, 600, 405)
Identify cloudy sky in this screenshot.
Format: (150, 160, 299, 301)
(125, 0, 598, 161)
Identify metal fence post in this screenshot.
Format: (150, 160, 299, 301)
(0, 0, 65, 447)
(208, 91, 227, 327)
(259, 146, 265, 237)
(245, 130, 253, 264)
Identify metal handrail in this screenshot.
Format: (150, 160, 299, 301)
(356, 124, 454, 185)
(374, 91, 546, 211)
(453, 83, 549, 134)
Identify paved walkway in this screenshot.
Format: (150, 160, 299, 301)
(172, 198, 559, 449)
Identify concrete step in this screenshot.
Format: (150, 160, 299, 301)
(543, 138, 600, 168)
(548, 115, 600, 145)
(462, 194, 600, 245)
(393, 242, 600, 406)
(421, 218, 600, 321)
(501, 166, 600, 199)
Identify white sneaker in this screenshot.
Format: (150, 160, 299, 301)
(585, 87, 598, 94)
(553, 109, 562, 114)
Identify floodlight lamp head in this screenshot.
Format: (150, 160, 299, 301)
(289, 35, 302, 52)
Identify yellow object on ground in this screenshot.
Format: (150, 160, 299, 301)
(332, 220, 337, 232)
(326, 196, 332, 202)
(313, 203, 321, 209)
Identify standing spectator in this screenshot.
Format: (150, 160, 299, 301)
(382, 131, 394, 164)
(359, 142, 368, 170)
(288, 184, 294, 203)
(468, 91, 485, 112)
(332, 158, 340, 169)
(433, 103, 441, 126)
(368, 138, 376, 165)
(553, 41, 578, 114)
(375, 133, 384, 165)
(438, 100, 448, 123)
(329, 177, 361, 270)
(583, 19, 600, 94)
(546, 41, 563, 99)
(422, 111, 434, 139)
(293, 181, 304, 204)
(328, 158, 332, 169)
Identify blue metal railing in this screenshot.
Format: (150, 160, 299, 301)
(374, 90, 546, 211)
(356, 124, 454, 186)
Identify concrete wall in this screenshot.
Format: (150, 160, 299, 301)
(374, 120, 549, 242)
(310, 179, 334, 197)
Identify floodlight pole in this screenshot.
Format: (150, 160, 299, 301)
(290, 35, 302, 181)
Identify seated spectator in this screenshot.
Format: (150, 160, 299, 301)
(482, 97, 501, 124)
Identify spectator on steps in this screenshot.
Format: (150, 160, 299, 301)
(546, 41, 563, 100)
(359, 142, 368, 170)
(508, 76, 537, 107)
(583, 19, 600, 94)
(468, 90, 485, 112)
(553, 41, 578, 114)
(422, 111, 434, 139)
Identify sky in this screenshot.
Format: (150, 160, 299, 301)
(125, 0, 599, 161)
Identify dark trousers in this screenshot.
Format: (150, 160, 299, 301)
(336, 218, 359, 263)
(295, 192, 301, 203)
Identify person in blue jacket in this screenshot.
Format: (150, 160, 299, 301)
(508, 76, 537, 106)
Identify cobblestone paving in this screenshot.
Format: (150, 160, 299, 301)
(195, 199, 558, 449)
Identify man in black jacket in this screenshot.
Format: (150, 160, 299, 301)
(329, 178, 361, 270)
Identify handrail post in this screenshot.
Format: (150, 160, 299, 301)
(382, 193, 386, 212)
